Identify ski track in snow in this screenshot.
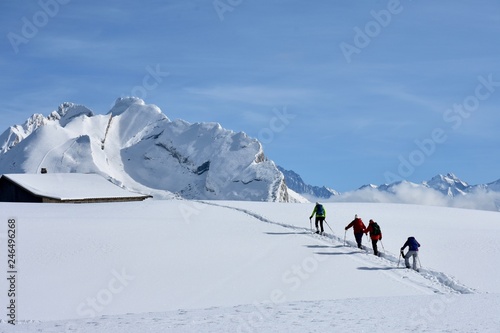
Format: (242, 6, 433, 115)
(199, 201, 477, 296)
(36, 139, 75, 172)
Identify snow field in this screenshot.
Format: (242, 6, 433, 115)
(0, 200, 498, 332)
(218, 201, 500, 293)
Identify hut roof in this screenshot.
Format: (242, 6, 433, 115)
(1, 173, 150, 201)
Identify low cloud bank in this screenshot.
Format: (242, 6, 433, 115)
(329, 182, 500, 212)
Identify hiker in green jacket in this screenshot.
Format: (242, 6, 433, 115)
(309, 202, 326, 234)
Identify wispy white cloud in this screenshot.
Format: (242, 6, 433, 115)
(366, 85, 445, 114)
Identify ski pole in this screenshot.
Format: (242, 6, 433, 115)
(380, 240, 385, 252)
(325, 220, 334, 234)
(309, 218, 312, 232)
(397, 252, 401, 267)
(417, 255, 422, 269)
(343, 230, 346, 246)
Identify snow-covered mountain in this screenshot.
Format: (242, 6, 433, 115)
(350, 173, 500, 211)
(2, 99, 498, 207)
(0, 97, 290, 202)
(471, 178, 500, 192)
(277, 166, 339, 199)
(423, 173, 469, 196)
(275, 166, 500, 210)
(361, 172, 500, 197)
(0, 102, 95, 154)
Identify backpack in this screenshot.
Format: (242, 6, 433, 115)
(316, 204, 325, 216)
(371, 222, 381, 235)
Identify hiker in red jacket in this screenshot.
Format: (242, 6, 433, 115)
(345, 214, 366, 249)
(365, 219, 382, 256)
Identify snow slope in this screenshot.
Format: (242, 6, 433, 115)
(0, 200, 499, 332)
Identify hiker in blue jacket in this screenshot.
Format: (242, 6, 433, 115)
(401, 236, 420, 271)
(309, 202, 326, 234)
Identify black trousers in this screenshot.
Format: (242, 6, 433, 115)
(315, 217, 325, 232)
(354, 232, 363, 248)
(371, 239, 379, 255)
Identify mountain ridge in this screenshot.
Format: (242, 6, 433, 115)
(280, 169, 500, 210)
(359, 172, 500, 197)
(277, 166, 339, 199)
(0, 97, 291, 202)
(279, 167, 500, 200)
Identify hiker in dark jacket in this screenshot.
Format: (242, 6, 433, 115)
(345, 214, 366, 249)
(401, 236, 421, 271)
(309, 202, 326, 234)
(365, 219, 382, 256)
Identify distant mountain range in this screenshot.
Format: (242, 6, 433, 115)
(279, 167, 500, 203)
(358, 173, 500, 197)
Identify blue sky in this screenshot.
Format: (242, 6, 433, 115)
(1, 0, 499, 192)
